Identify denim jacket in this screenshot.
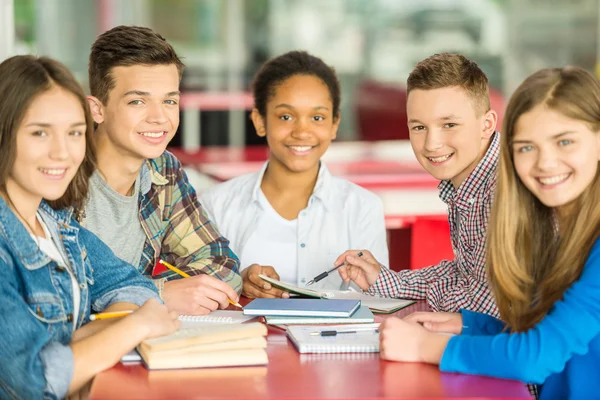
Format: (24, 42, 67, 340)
(0, 197, 160, 400)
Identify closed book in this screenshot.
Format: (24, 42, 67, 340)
(264, 305, 374, 325)
(136, 322, 268, 369)
(287, 324, 380, 354)
(243, 298, 361, 317)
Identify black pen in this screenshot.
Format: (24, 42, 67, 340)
(305, 251, 363, 286)
(310, 327, 379, 337)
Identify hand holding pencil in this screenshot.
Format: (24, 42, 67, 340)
(159, 259, 242, 315)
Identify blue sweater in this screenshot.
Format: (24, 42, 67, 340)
(440, 238, 600, 399)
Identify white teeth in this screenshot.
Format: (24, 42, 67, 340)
(428, 154, 452, 163)
(538, 173, 570, 185)
(39, 168, 66, 176)
(140, 131, 165, 138)
(289, 146, 312, 152)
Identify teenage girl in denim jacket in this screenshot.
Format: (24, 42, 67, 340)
(0, 56, 181, 399)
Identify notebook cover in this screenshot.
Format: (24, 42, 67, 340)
(264, 305, 374, 325)
(243, 298, 361, 317)
(286, 324, 380, 354)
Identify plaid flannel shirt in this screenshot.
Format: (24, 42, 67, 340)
(85, 151, 242, 296)
(370, 132, 500, 317)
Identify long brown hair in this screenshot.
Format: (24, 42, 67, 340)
(0, 55, 96, 214)
(487, 67, 600, 331)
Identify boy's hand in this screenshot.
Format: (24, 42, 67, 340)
(241, 264, 290, 299)
(379, 317, 450, 364)
(131, 298, 181, 340)
(404, 312, 463, 335)
(335, 250, 382, 290)
(162, 274, 240, 315)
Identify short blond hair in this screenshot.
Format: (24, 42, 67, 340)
(407, 53, 490, 116)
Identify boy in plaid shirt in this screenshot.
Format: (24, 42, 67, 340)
(336, 53, 500, 316)
(84, 26, 242, 315)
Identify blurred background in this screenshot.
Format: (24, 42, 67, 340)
(4, 0, 599, 149)
(2, 0, 599, 269)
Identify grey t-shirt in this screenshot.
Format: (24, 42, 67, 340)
(85, 171, 147, 269)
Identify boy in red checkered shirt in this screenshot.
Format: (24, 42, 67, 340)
(336, 53, 500, 316)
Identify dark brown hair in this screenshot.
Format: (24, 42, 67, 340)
(253, 51, 341, 120)
(89, 25, 185, 104)
(407, 53, 490, 116)
(0, 55, 96, 213)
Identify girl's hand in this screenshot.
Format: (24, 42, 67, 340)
(379, 317, 450, 364)
(241, 264, 289, 298)
(404, 311, 463, 335)
(131, 298, 181, 340)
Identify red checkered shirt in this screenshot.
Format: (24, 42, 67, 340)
(370, 132, 500, 317)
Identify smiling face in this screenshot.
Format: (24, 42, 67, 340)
(252, 74, 340, 174)
(512, 104, 600, 211)
(407, 86, 496, 187)
(6, 86, 86, 205)
(90, 64, 180, 161)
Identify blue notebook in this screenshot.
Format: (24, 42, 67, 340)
(264, 305, 374, 325)
(243, 298, 361, 317)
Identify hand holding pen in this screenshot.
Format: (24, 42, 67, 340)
(306, 252, 364, 286)
(332, 250, 382, 291)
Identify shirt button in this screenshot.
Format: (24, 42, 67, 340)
(300, 278, 306, 284)
(79, 283, 86, 289)
(55, 265, 66, 273)
(300, 243, 306, 248)
(36, 306, 44, 318)
(469, 198, 475, 204)
(67, 313, 74, 322)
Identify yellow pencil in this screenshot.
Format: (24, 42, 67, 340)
(89, 310, 134, 321)
(158, 259, 242, 308)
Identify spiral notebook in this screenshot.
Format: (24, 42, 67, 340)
(286, 324, 380, 354)
(121, 311, 257, 363)
(179, 310, 257, 329)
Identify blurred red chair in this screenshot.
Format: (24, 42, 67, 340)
(410, 216, 453, 270)
(355, 80, 408, 141)
(355, 80, 505, 141)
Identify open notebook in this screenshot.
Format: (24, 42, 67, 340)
(258, 274, 415, 314)
(121, 311, 257, 363)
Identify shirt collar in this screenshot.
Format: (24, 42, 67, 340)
(438, 131, 500, 207)
(141, 160, 168, 195)
(251, 161, 335, 212)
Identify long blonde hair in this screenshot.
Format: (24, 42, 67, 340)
(488, 67, 600, 331)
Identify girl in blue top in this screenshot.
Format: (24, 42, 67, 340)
(0, 56, 180, 399)
(377, 66, 600, 399)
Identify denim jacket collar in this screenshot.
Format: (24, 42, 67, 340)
(0, 197, 75, 271)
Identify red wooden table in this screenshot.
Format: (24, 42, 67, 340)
(90, 301, 531, 400)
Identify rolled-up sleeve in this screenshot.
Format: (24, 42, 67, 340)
(39, 341, 74, 399)
(79, 226, 160, 310)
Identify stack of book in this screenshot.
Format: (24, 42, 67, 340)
(137, 322, 268, 370)
(243, 298, 375, 325)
